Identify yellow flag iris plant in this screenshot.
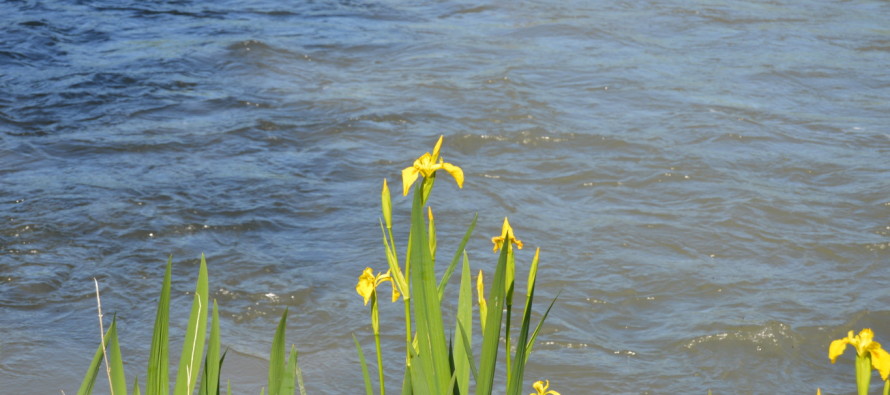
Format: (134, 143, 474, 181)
(829, 328, 890, 395)
(355, 135, 558, 395)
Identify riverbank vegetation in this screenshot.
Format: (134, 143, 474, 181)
(76, 136, 557, 395)
(76, 137, 880, 395)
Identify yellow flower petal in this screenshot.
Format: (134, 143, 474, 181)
(441, 162, 464, 189)
(402, 166, 421, 196)
(871, 346, 890, 381)
(530, 380, 560, 395)
(857, 328, 876, 356)
(356, 267, 376, 306)
(492, 217, 523, 251)
(356, 268, 400, 305)
(390, 278, 401, 303)
(400, 136, 464, 196)
(431, 135, 443, 161)
(829, 337, 849, 363)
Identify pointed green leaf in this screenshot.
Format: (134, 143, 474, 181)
(476, 243, 509, 395)
(353, 334, 374, 395)
(409, 183, 450, 393)
(174, 255, 209, 395)
(77, 325, 114, 395)
(148, 257, 172, 395)
(200, 299, 221, 395)
(279, 345, 297, 395)
(108, 317, 127, 395)
(452, 252, 473, 395)
(269, 308, 289, 395)
(436, 214, 477, 302)
(293, 346, 307, 395)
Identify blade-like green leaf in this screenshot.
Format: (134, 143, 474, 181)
(476, 243, 509, 395)
(353, 334, 374, 395)
(174, 255, 209, 395)
(269, 308, 289, 395)
(436, 214, 477, 302)
(108, 316, 127, 395)
(455, 320, 478, 381)
(428, 206, 437, 260)
(147, 257, 172, 395)
(77, 325, 114, 395)
(503, 243, 516, 383)
(279, 345, 297, 395)
(407, 341, 433, 395)
(294, 346, 307, 395)
(409, 182, 450, 393)
(133, 376, 141, 395)
(524, 295, 558, 365)
(506, 279, 535, 395)
(452, 252, 473, 395)
(200, 299, 221, 395)
(400, 368, 413, 395)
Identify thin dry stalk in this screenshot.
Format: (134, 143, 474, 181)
(94, 278, 114, 395)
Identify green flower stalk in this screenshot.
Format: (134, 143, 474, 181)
(356, 267, 400, 395)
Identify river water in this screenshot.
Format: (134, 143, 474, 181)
(2, 0, 889, 393)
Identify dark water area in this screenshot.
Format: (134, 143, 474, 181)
(2, 0, 889, 393)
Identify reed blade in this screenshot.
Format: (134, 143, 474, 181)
(353, 334, 374, 395)
(147, 257, 172, 395)
(174, 255, 209, 395)
(268, 308, 289, 395)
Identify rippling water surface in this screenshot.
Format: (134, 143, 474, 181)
(2, 0, 889, 393)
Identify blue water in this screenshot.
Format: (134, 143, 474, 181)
(2, 0, 889, 393)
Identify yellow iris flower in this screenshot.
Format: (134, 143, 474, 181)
(401, 135, 464, 196)
(530, 380, 560, 395)
(492, 217, 523, 252)
(356, 267, 400, 306)
(829, 328, 890, 380)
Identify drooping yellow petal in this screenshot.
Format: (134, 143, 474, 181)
(402, 166, 421, 196)
(390, 278, 401, 303)
(492, 217, 523, 251)
(829, 336, 849, 363)
(356, 267, 377, 305)
(356, 267, 400, 305)
(870, 346, 890, 381)
(441, 162, 464, 189)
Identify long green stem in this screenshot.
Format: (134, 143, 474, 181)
(856, 354, 871, 395)
(403, 297, 412, 362)
(372, 297, 385, 395)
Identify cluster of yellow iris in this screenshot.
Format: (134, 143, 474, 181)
(357, 137, 887, 395)
(353, 136, 558, 395)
